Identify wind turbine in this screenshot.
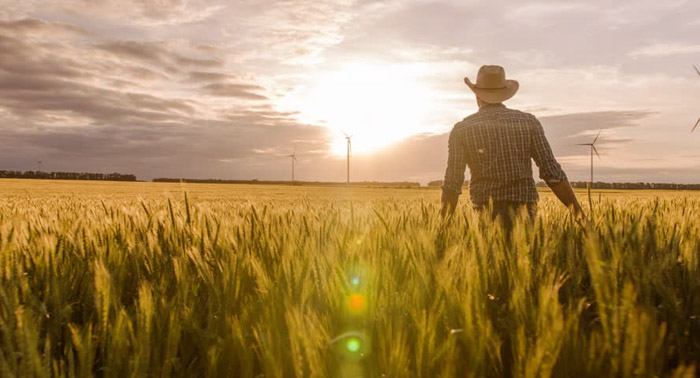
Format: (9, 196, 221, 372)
(37, 160, 42, 172)
(343, 132, 353, 185)
(693, 65, 699, 133)
(577, 130, 602, 212)
(287, 148, 297, 183)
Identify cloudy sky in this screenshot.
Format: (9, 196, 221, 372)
(1, 0, 699, 183)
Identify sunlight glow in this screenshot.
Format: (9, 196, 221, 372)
(283, 62, 435, 155)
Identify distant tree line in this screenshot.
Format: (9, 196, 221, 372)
(5, 172, 698, 190)
(429, 179, 700, 191)
(153, 178, 421, 188)
(427, 180, 470, 187)
(565, 181, 700, 190)
(0, 170, 137, 181)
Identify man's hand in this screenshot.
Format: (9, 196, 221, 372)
(440, 189, 459, 218)
(548, 180, 586, 220)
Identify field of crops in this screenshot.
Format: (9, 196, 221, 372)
(0, 179, 699, 377)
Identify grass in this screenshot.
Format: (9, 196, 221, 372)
(0, 179, 699, 377)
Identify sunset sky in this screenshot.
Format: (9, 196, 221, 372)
(1, 0, 699, 183)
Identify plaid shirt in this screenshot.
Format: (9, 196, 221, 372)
(442, 103, 567, 205)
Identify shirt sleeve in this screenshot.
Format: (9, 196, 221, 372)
(442, 124, 468, 194)
(530, 119, 567, 186)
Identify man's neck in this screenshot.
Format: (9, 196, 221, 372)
(478, 102, 505, 110)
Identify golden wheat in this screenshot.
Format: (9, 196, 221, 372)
(0, 179, 698, 377)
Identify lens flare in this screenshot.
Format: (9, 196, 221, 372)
(329, 331, 367, 358)
(351, 277, 360, 286)
(348, 294, 366, 313)
(346, 337, 361, 352)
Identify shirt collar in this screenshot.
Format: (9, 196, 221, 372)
(478, 103, 506, 112)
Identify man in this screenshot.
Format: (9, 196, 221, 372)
(441, 65, 584, 225)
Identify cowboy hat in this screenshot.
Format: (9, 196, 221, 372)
(464, 65, 519, 104)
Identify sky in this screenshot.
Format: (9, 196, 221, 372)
(0, 0, 699, 184)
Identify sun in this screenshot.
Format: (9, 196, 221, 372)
(281, 62, 435, 155)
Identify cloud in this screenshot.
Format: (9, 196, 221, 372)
(97, 41, 220, 73)
(505, 3, 595, 22)
(601, 0, 689, 26)
(0, 18, 88, 36)
(200, 83, 268, 100)
(0, 16, 256, 126)
(2, 1, 699, 183)
(0, 117, 331, 180)
(232, 0, 397, 65)
(39, 0, 225, 26)
(0, 73, 197, 124)
(0, 15, 331, 179)
(629, 42, 700, 57)
(539, 110, 655, 148)
(185, 71, 237, 83)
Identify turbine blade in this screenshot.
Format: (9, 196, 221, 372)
(592, 145, 601, 160)
(576, 143, 592, 146)
(692, 117, 700, 133)
(694, 65, 700, 76)
(593, 129, 601, 144)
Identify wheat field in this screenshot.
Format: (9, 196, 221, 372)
(0, 179, 699, 377)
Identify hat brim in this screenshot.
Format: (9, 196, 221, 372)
(464, 77, 519, 104)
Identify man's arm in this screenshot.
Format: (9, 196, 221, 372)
(441, 125, 467, 217)
(441, 189, 459, 217)
(530, 119, 585, 217)
(549, 180, 584, 216)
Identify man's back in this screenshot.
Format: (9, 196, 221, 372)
(442, 103, 567, 205)
(440, 65, 583, 220)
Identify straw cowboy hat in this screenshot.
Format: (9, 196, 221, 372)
(464, 65, 519, 104)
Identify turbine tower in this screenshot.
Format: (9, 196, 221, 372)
(577, 130, 602, 212)
(37, 160, 42, 172)
(693, 65, 699, 133)
(287, 149, 297, 183)
(343, 132, 353, 185)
